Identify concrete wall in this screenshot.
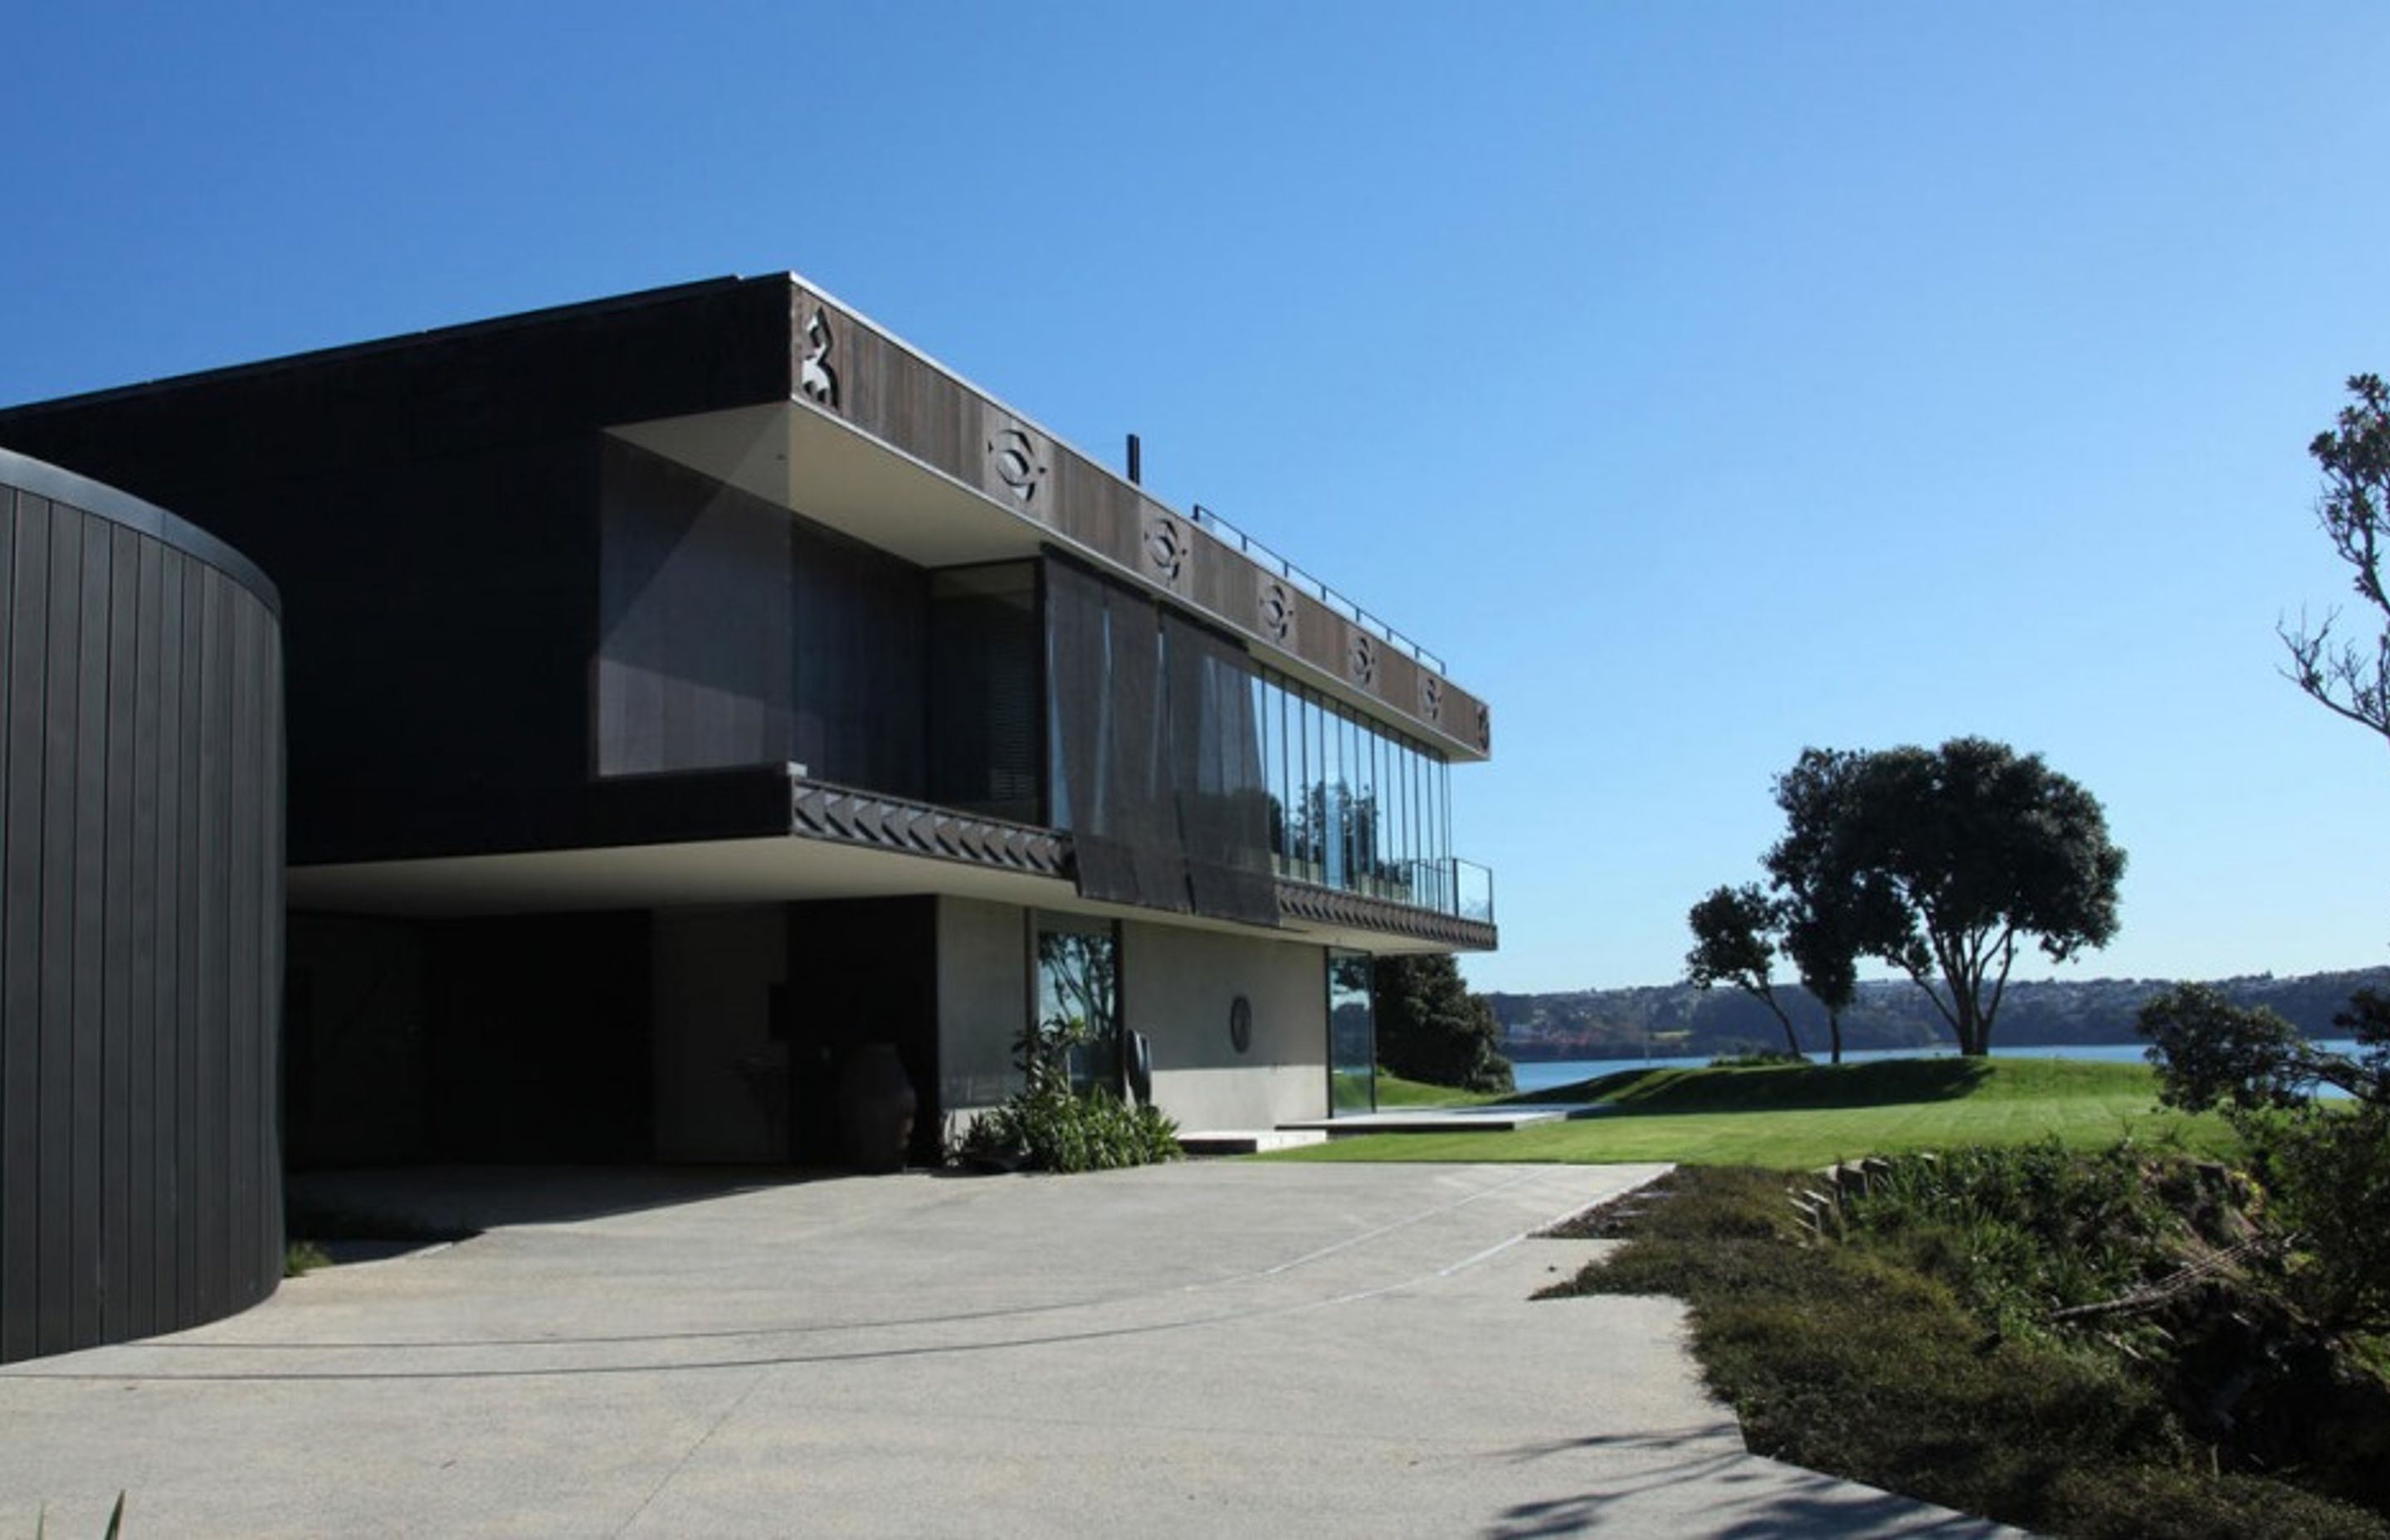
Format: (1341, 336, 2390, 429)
(933, 901, 1331, 1133)
(652, 907, 788, 1162)
(936, 897, 1027, 1120)
(1124, 924, 1327, 1131)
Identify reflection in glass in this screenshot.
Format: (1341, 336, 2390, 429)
(1328, 948, 1375, 1114)
(1254, 666, 1461, 914)
(1034, 913, 1121, 1097)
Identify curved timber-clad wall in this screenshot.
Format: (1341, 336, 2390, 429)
(0, 446, 284, 1363)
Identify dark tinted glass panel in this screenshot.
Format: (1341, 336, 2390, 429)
(597, 441, 927, 793)
(929, 563, 1040, 823)
(596, 441, 793, 777)
(1045, 557, 1272, 924)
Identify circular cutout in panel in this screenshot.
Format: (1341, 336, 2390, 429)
(1257, 578, 1294, 644)
(1146, 514, 1186, 583)
(1229, 996, 1254, 1055)
(988, 426, 1046, 504)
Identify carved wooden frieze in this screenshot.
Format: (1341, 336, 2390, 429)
(1255, 573, 1296, 646)
(797, 305, 840, 411)
(773, 275, 1490, 761)
(1347, 626, 1378, 690)
(1141, 504, 1190, 592)
(979, 409, 1050, 514)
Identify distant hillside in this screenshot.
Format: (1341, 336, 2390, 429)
(1488, 967, 2390, 1062)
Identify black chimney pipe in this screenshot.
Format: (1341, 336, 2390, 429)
(1126, 432, 1142, 485)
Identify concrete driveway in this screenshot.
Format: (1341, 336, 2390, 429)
(0, 1162, 2012, 1538)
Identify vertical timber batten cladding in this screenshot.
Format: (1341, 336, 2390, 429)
(0, 449, 284, 1364)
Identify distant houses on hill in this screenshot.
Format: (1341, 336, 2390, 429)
(1490, 967, 2390, 1062)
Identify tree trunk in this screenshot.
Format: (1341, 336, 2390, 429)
(1828, 1011, 1842, 1065)
(1951, 978, 1989, 1056)
(1744, 987, 1804, 1060)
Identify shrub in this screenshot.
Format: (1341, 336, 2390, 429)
(1552, 1162, 2390, 1537)
(2139, 983, 2390, 1338)
(960, 1084, 1180, 1174)
(958, 999, 1183, 1173)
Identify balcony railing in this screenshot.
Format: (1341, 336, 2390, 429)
(1189, 503, 1448, 676)
(1402, 857, 1495, 924)
(1272, 854, 1494, 926)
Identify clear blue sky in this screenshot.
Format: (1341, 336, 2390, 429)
(6, 3, 2387, 995)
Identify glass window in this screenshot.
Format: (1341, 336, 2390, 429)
(928, 562, 1041, 823)
(1324, 696, 1348, 890)
(1246, 665, 1460, 911)
(1328, 948, 1375, 1115)
(1033, 912, 1122, 1099)
(1310, 687, 1329, 880)
(1359, 717, 1383, 896)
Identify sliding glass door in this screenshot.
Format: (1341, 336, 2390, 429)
(1328, 949, 1375, 1115)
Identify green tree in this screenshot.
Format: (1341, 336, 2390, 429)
(1372, 953, 1513, 1093)
(1780, 912, 1856, 1066)
(2146, 381, 2390, 1340)
(1768, 738, 2125, 1057)
(2139, 983, 2390, 1335)
(1765, 749, 1910, 1066)
(1684, 884, 1802, 1058)
(2282, 373, 2390, 753)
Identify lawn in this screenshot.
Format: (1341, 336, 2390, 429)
(1367, 1070, 1502, 1108)
(1269, 1057, 2236, 1167)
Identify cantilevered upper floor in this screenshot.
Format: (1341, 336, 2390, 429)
(0, 275, 1495, 950)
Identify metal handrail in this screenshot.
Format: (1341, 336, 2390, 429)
(1190, 503, 1449, 675)
(1272, 853, 1494, 925)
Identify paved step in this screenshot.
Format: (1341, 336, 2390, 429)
(1278, 1103, 1611, 1135)
(1177, 1128, 1333, 1154)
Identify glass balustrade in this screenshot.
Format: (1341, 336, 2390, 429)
(1249, 663, 1491, 924)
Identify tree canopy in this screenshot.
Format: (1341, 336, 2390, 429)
(1713, 738, 2127, 1058)
(2282, 373, 2390, 753)
(1683, 884, 1802, 1058)
(1372, 953, 1513, 1093)
(2130, 380, 2390, 1338)
(1763, 748, 1908, 1065)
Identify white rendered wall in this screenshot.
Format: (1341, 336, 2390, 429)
(1125, 922, 1328, 1131)
(651, 906, 788, 1162)
(937, 897, 1028, 1121)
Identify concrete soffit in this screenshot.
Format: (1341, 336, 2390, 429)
(290, 776, 1489, 953)
(604, 310, 1490, 765)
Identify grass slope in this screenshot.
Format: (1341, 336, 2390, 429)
(1270, 1058, 2234, 1168)
(1368, 1070, 1502, 1108)
(1555, 1166, 2389, 1538)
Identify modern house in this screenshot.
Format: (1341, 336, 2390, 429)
(0, 275, 1495, 1170)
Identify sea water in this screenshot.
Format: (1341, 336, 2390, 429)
(1505, 1040, 2368, 1096)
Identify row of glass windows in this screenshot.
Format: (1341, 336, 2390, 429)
(1252, 667, 1455, 909)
